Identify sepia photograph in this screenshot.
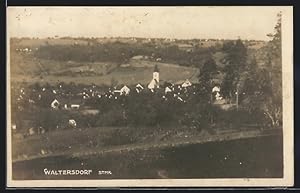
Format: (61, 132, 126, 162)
(6, 6, 293, 187)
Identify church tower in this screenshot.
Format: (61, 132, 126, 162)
(153, 65, 159, 84)
(148, 65, 160, 90)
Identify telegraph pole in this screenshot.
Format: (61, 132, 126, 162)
(236, 84, 239, 110)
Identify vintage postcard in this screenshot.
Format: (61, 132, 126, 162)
(6, 6, 293, 187)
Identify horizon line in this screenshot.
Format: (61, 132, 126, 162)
(9, 36, 270, 41)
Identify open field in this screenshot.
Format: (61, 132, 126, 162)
(10, 54, 199, 86)
(10, 38, 200, 85)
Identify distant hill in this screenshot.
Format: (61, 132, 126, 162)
(10, 53, 199, 86)
(9, 37, 267, 86)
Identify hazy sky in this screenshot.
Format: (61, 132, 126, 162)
(7, 6, 285, 40)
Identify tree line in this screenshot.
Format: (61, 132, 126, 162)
(34, 41, 215, 67)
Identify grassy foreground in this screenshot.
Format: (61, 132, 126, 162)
(12, 126, 282, 163)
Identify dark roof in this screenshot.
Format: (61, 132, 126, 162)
(154, 65, 159, 72)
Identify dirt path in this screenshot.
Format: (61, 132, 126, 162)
(12, 128, 281, 163)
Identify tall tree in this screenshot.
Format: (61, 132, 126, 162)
(245, 12, 282, 127)
(263, 11, 282, 126)
(266, 11, 282, 100)
(241, 57, 259, 95)
(197, 56, 217, 101)
(222, 39, 248, 99)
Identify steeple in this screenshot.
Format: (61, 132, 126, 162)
(148, 64, 159, 90)
(154, 64, 159, 72)
(153, 65, 159, 84)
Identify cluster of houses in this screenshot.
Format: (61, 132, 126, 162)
(15, 64, 224, 111)
(15, 47, 38, 53)
(12, 65, 224, 134)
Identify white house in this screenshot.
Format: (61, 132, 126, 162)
(212, 86, 221, 93)
(51, 99, 60, 109)
(120, 85, 130, 95)
(177, 96, 184, 102)
(215, 92, 223, 101)
(71, 104, 80, 109)
(182, 79, 192, 88)
(132, 55, 143, 60)
(68, 119, 77, 127)
(135, 84, 144, 93)
(136, 83, 144, 90)
(64, 104, 68, 109)
(212, 86, 222, 101)
(165, 86, 172, 94)
(28, 99, 35, 104)
(29, 127, 35, 135)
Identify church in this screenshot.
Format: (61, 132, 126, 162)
(147, 65, 160, 90)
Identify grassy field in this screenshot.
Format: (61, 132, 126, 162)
(9, 37, 265, 86)
(12, 126, 188, 161)
(10, 50, 199, 86)
(12, 124, 281, 163)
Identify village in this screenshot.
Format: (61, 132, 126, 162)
(11, 63, 230, 137)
